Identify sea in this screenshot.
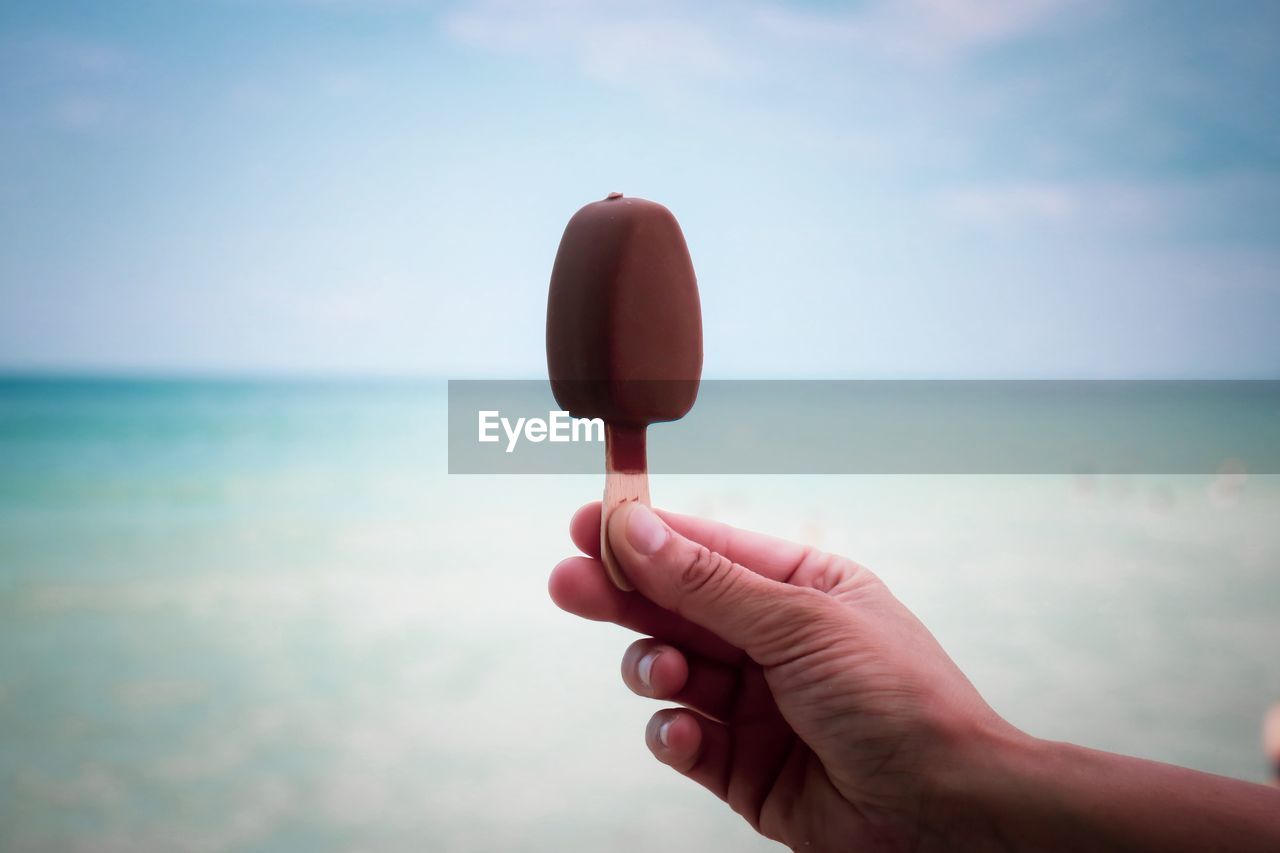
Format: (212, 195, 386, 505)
(1, 377, 1277, 852)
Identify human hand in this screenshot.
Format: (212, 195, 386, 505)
(549, 502, 1016, 851)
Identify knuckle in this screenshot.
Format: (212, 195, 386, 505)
(677, 544, 733, 595)
(793, 547, 878, 598)
(813, 554, 857, 594)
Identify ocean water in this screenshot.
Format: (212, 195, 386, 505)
(1, 378, 1277, 852)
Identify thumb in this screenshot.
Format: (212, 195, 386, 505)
(608, 503, 830, 663)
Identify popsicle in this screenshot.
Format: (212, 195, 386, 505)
(546, 192, 703, 590)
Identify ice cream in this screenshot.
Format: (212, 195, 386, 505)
(546, 192, 703, 588)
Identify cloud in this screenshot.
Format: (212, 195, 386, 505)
(934, 182, 1118, 226)
(753, 0, 1076, 64)
(41, 37, 129, 75)
(442, 0, 1090, 88)
(225, 68, 369, 115)
(931, 173, 1280, 244)
(10, 35, 132, 78)
(1, 36, 133, 132)
(50, 94, 120, 130)
(445, 0, 742, 84)
(317, 69, 367, 98)
(216, 0, 435, 9)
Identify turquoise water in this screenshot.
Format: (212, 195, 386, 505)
(2, 379, 1278, 851)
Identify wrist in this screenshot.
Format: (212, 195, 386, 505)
(919, 723, 1280, 853)
(917, 717, 1050, 852)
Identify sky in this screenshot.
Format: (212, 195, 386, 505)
(1, 0, 1278, 379)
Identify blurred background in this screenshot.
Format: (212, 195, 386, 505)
(1, 2, 1278, 851)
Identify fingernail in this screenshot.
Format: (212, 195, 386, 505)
(637, 650, 661, 691)
(627, 504, 668, 555)
(657, 718, 673, 748)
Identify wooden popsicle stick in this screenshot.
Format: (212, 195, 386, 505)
(601, 469, 649, 590)
(600, 424, 650, 591)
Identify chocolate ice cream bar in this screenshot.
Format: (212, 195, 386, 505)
(547, 192, 703, 589)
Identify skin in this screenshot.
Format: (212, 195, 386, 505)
(549, 502, 1280, 852)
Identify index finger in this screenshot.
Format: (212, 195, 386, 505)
(569, 502, 815, 584)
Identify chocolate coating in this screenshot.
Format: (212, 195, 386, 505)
(546, 194, 702, 426)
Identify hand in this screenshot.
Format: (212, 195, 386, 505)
(549, 502, 1013, 851)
